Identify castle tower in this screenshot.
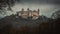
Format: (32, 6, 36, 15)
(38, 8, 40, 16)
(27, 8, 29, 11)
(21, 8, 24, 16)
(27, 8, 32, 18)
(22, 8, 24, 11)
(27, 8, 29, 17)
(18, 8, 24, 17)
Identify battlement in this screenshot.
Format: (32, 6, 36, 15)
(17, 8, 40, 19)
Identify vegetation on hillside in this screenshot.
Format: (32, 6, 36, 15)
(0, 10, 60, 34)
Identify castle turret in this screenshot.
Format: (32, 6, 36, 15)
(27, 8, 29, 17)
(21, 8, 24, 16)
(27, 8, 29, 11)
(21, 8, 24, 11)
(38, 8, 40, 16)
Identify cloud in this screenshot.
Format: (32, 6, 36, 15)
(16, 0, 60, 4)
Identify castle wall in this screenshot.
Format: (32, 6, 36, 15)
(32, 11, 39, 19)
(18, 9, 39, 19)
(21, 11, 28, 19)
(32, 12, 39, 17)
(28, 11, 32, 17)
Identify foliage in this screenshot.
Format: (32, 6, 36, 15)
(51, 10, 60, 19)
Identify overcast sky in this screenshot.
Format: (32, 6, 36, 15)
(15, 0, 60, 4)
(0, 0, 60, 18)
(10, 0, 60, 17)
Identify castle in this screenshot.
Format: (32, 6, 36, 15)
(17, 8, 40, 19)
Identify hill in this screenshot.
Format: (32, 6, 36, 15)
(0, 14, 54, 34)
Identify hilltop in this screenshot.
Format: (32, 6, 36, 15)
(0, 14, 60, 34)
(0, 14, 51, 29)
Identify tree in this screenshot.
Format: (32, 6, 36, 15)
(0, 0, 15, 10)
(0, 0, 16, 14)
(51, 10, 60, 19)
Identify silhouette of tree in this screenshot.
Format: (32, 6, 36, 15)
(51, 10, 60, 19)
(0, 0, 16, 14)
